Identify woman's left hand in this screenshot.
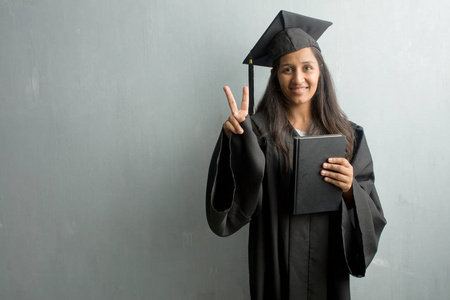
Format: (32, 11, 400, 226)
(321, 157, 354, 199)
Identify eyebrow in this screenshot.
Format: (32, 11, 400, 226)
(280, 61, 316, 67)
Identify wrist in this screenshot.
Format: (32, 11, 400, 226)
(343, 187, 354, 209)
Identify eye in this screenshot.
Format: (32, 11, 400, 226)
(282, 67, 293, 73)
(304, 65, 313, 71)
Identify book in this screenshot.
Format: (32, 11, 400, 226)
(293, 134, 346, 215)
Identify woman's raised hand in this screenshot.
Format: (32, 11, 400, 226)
(223, 86, 249, 139)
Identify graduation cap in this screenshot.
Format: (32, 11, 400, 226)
(243, 10, 332, 114)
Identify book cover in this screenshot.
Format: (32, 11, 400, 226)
(293, 134, 346, 215)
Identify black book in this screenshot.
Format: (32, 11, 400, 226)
(293, 134, 346, 215)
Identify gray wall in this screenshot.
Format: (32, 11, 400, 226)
(1, 0, 449, 299)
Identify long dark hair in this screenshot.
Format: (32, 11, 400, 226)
(255, 47, 355, 167)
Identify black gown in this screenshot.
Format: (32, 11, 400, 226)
(206, 112, 386, 300)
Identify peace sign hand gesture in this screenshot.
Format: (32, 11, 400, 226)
(223, 86, 249, 139)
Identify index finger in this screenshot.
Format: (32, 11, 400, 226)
(223, 86, 239, 114)
(328, 157, 350, 166)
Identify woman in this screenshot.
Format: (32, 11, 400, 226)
(206, 11, 386, 300)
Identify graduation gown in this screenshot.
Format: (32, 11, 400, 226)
(206, 112, 386, 300)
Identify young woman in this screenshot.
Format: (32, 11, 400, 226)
(206, 11, 386, 300)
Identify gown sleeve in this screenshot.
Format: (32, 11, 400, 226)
(205, 117, 265, 237)
(341, 125, 387, 277)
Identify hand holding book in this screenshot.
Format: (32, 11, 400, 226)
(321, 157, 353, 193)
(321, 157, 354, 208)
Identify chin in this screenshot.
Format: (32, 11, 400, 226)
(289, 97, 312, 106)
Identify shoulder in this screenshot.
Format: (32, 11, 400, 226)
(349, 120, 365, 145)
(348, 121, 374, 159)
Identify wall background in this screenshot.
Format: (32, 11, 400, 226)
(1, 0, 449, 299)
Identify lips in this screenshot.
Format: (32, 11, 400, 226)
(290, 86, 308, 95)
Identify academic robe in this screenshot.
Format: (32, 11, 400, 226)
(206, 112, 386, 300)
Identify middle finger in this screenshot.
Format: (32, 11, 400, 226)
(322, 162, 350, 175)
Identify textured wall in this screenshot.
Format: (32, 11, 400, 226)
(0, 0, 449, 299)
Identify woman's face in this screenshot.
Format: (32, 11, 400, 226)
(276, 47, 320, 107)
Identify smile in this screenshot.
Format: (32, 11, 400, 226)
(290, 87, 308, 94)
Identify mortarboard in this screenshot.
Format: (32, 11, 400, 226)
(243, 10, 332, 114)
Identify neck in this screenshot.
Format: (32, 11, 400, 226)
(286, 104, 312, 132)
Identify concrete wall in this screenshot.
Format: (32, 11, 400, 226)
(0, 0, 449, 299)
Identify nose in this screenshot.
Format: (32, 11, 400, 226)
(292, 70, 305, 84)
